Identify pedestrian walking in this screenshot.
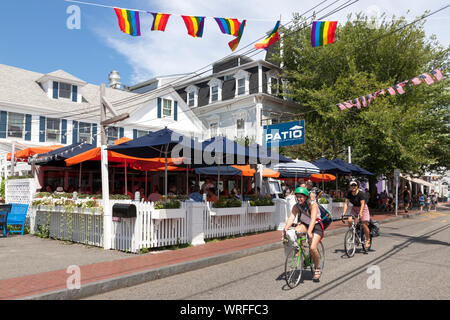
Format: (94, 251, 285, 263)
(403, 185, 412, 213)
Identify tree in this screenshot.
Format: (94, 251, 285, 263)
(274, 12, 449, 179)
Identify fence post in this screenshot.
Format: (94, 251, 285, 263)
(186, 201, 205, 246)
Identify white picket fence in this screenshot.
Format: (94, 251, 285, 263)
(32, 206, 103, 247)
(30, 200, 277, 253)
(110, 200, 191, 253)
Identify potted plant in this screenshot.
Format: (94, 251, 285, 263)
(248, 196, 275, 213)
(152, 199, 185, 219)
(210, 197, 244, 216)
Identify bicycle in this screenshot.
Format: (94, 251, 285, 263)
(342, 215, 372, 257)
(283, 222, 325, 288)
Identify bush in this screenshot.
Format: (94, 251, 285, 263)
(333, 197, 345, 202)
(249, 196, 274, 206)
(213, 197, 242, 208)
(318, 197, 329, 204)
(154, 199, 181, 209)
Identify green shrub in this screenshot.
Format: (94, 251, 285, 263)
(333, 197, 345, 202)
(213, 197, 242, 208)
(154, 199, 181, 209)
(249, 196, 274, 206)
(318, 198, 329, 204)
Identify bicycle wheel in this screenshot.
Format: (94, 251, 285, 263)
(344, 229, 356, 257)
(284, 246, 303, 288)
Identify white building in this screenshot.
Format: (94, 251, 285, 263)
(127, 55, 301, 146)
(0, 64, 205, 182)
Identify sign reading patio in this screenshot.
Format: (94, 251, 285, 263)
(263, 120, 305, 148)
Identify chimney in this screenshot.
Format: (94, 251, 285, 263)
(108, 70, 121, 89)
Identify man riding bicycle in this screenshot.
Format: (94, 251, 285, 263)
(283, 187, 323, 281)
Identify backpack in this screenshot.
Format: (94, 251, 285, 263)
(317, 202, 332, 230)
(368, 219, 380, 237)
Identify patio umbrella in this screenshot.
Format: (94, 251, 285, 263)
(108, 128, 200, 198)
(30, 142, 96, 166)
(331, 158, 375, 176)
(312, 157, 351, 192)
(269, 160, 320, 189)
(310, 173, 336, 191)
(7, 145, 64, 162)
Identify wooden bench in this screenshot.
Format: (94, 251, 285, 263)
(7, 203, 29, 235)
(0, 204, 12, 237)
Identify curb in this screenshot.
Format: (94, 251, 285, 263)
(22, 209, 429, 300)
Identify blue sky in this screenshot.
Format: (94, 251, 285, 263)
(0, 0, 448, 87)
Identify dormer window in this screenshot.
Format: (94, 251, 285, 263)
(233, 70, 250, 96)
(208, 78, 223, 104)
(185, 85, 199, 107)
(53, 81, 78, 102)
(163, 98, 172, 117)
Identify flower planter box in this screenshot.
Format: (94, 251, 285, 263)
(247, 205, 276, 214)
(210, 207, 245, 216)
(152, 208, 186, 219)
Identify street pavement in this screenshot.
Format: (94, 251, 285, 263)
(0, 205, 448, 300)
(86, 209, 450, 300)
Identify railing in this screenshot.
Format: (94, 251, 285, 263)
(30, 200, 279, 253)
(31, 206, 103, 247)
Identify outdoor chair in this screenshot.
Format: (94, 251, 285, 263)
(0, 204, 12, 237)
(7, 203, 29, 236)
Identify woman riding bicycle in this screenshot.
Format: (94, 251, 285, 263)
(342, 180, 372, 248)
(283, 187, 323, 281)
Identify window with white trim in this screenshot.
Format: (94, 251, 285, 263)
(7, 112, 24, 138)
(106, 126, 118, 145)
(211, 85, 219, 102)
(188, 91, 195, 107)
(78, 122, 92, 143)
(46, 118, 61, 143)
(237, 78, 246, 95)
(59, 82, 72, 99)
(136, 130, 148, 138)
(163, 99, 172, 117)
(236, 118, 245, 138)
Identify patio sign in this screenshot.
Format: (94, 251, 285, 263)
(263, 120, 305, 148)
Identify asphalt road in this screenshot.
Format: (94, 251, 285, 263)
(87, 210, 450, 300)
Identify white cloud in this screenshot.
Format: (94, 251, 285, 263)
(97, 0, 450, 85)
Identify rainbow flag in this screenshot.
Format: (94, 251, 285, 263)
(254, 20, 280, 50)
(214, 18, 241, 36)
(228, 20, 246, 51)
(150, 12, 171, 31)
(181, 15, 205, 38)
(114, 8, 141, 36)
(311, 21, 337, 47)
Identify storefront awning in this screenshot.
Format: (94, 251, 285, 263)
(401, 174, 435, 188)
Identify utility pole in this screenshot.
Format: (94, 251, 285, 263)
(11, 141, 15, 176)
(100, 83, 129, 250)
(348, 146, 351, 163)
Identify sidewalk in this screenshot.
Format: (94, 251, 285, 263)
(0, 205, 443, 300)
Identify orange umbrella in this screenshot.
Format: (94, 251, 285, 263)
(231, 165, 256, 177)
(262, 168, 280, 178)
(8, 145, 64, 161)
(309, 173, 336, 182)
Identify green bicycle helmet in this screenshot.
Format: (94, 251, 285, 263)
(294, 186, 309, 197)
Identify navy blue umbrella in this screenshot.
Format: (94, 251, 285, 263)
(194, 166, 241, 176)
(311, 157, 351, 174)
(331, 158, 375, 176)
(31, 142, 95, 166)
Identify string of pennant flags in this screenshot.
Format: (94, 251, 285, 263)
(336, 69, 444, 111)
(113, 7, 276, 52)
(71, 0, 338, 52)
